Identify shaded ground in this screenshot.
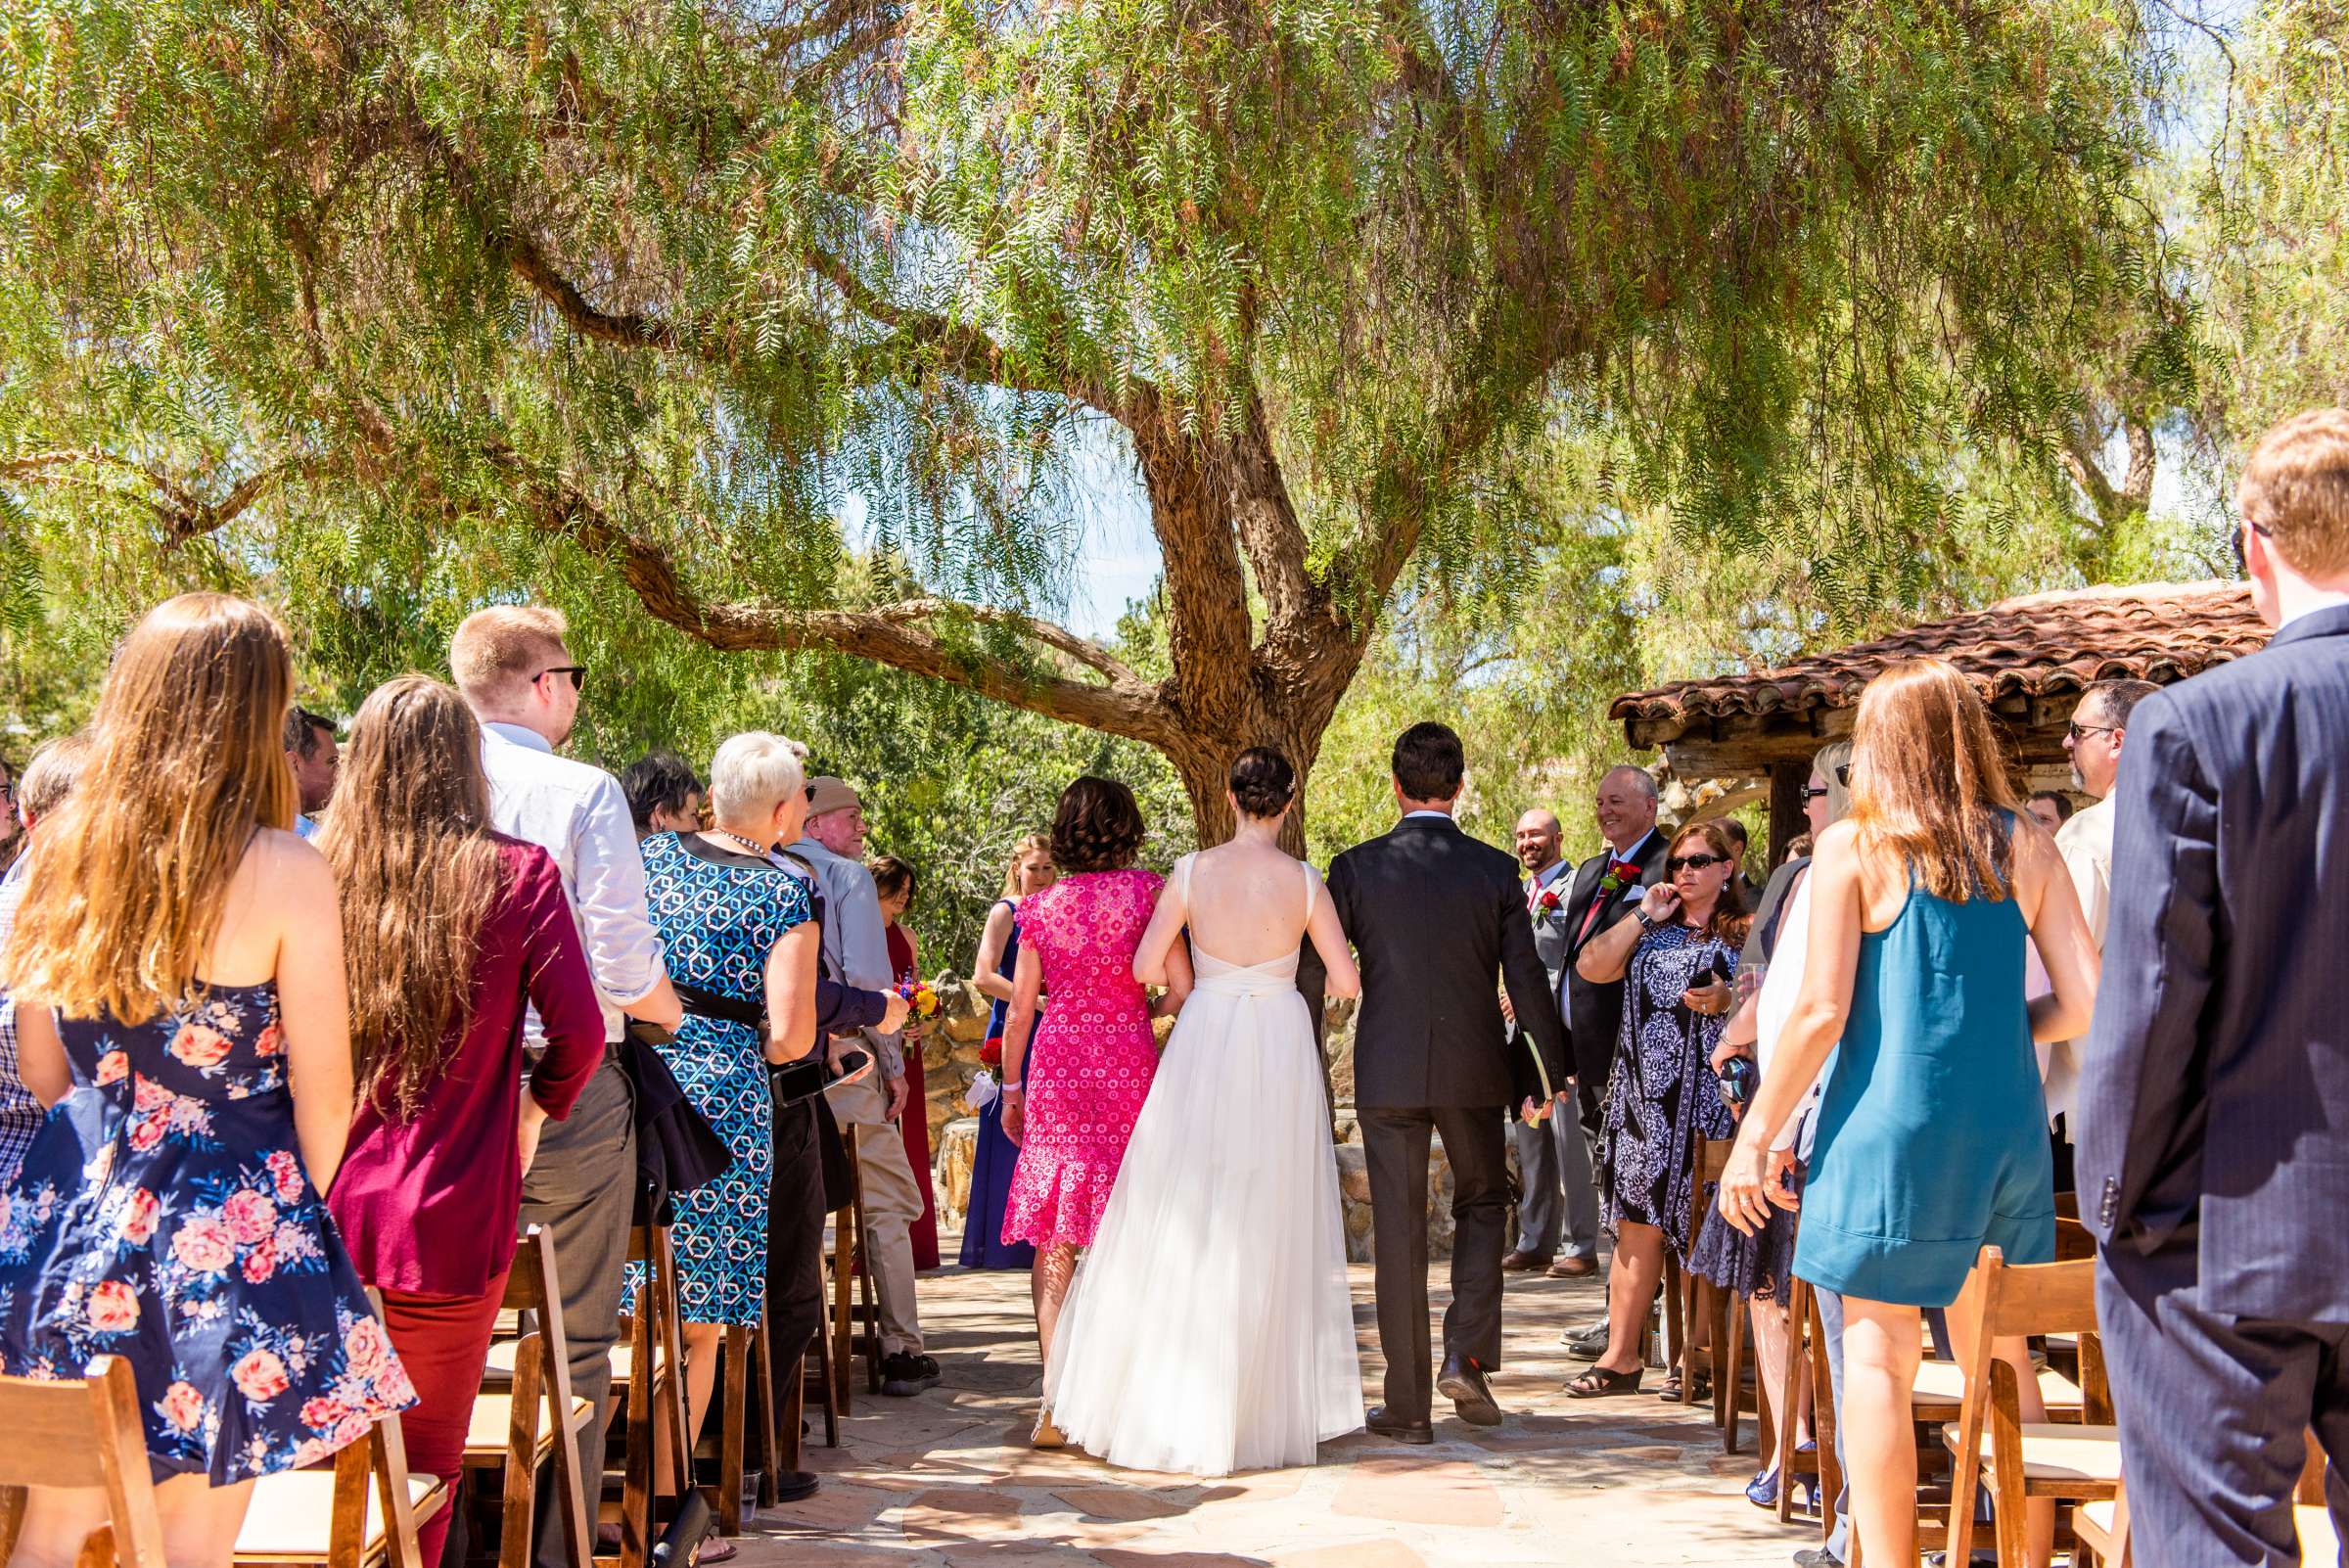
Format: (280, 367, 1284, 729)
(732, 1254, 1820, 1567)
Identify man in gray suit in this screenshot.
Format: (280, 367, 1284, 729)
(1501, 808, 1601, 1278)
(2082, 408, 2349, 1563)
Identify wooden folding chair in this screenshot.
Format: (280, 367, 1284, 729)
(828, 1123, 883, 1409)
(700, 1320, 782, 1537)
(1939, 1245, 2122, 1567)
(467, 1227, 593, 1568)
(236, 1410, 448, 1568)
(1776, 1270, 1822, 1526)
(0, 1357, 167, 1567)
(1671, 1139, 1735, 1430)
(2074, 1477, 2131, 1568)
(608, 1223, 693, 1568)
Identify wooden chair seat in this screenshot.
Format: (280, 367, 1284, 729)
(606, 1341, 674, 1385)
(1940, 1421, 2122, 1490)
(233, 1470, 448, 1566)
(463, 1391, 596, 1464)
(2076, 1498, 2120, 1557)
(2300, 1504, 2340, 1564)
(1912, 1359, 2082, 1412)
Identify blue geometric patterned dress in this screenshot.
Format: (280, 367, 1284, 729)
(0, 981, 417, 1482)
(626, 833, 812, 1326)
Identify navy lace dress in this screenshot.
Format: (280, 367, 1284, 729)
(0, 982, 415, 1481)
(1596, 925, 1740, 1258)
(960, 899, 1036, 1270)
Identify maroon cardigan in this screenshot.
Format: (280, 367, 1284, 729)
(330, 836, 606, 1295)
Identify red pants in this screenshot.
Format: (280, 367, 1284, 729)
(379, 1268, 510, 1568)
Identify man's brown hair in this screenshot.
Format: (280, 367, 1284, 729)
(17, 733, 94, 821)
(2240, 408, 2349, 581)
(449, 604, 570, 707)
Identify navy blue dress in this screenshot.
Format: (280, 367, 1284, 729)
(625, 833, 812, 1325)
(0, 982, 416, 1482)
(960, 899, 1036, 1271)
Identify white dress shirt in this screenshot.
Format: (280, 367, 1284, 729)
(2045, 794, 2116, 1128)
(480, 721, 666, 1043)
(787, 836, 903, 1078)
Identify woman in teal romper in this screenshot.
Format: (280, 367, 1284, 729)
(1717, 659, 2100, 1568)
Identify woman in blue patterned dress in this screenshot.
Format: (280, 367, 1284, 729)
(1566, 818, 1748, 1399)
(624, 731, 821, 1497)
(0, 593, 414, 1565)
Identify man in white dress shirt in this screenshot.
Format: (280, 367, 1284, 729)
(2049, 677, 2157, 1159)
(792, 777, 938, 1396)
(451, 606, 684, 1568)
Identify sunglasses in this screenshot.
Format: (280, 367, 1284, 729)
(2066, 719, 2118, 742)
(2230, 519, 2272, 576)
(1667, 853, 1730, 874)
(535, 665, 589, 693)
(1801, 785, 1829, 801)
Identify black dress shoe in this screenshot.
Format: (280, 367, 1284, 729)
(1436, 1352, 1502, 1427)
(1364, 1405, 1435, 1445)
(1564, 1321, 1610, 1360)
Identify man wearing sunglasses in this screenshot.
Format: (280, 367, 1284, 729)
(2082, 408, 2349, 1565)
(2044, 678, 2157, 1179)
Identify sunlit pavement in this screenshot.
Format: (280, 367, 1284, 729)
(731, 1250, 1812, 1567)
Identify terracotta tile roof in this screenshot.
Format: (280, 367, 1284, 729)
(1610, 580, 2266, 735)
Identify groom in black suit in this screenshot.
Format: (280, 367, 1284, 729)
(1318, 722, 1571, 1442)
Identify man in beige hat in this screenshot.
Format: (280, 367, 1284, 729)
(793, 777, 938, 1395)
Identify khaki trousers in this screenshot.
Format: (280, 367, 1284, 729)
(827, 1071, 925, 1356)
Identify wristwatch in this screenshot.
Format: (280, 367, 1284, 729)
(1635, 909, 1662, 933)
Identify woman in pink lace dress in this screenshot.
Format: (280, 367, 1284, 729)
(1001, 777, 1192, 1444)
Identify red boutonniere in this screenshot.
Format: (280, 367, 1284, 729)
(1537, 886, 1565, 914)
(1597, 858, 1642, 898)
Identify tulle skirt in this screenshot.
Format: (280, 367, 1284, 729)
(1041, 976, 1362, 1475)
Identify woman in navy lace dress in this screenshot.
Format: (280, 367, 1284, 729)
(961, 837, 1050, 1270)
(0, 593, 412, 1562)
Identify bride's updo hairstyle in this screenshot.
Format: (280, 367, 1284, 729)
(1050, 775, 1147, 873)
(1229, 747, 1296, 820)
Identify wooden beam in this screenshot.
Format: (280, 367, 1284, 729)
(1768, 761, 1811, 869)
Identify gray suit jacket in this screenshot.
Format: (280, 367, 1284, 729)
(2078, 603, 2349, 1321)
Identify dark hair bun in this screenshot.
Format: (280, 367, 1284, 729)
(1050, 775, 1147, 873)
(1228, 747, 1296, 819)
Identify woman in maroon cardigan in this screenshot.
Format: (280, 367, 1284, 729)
(322, 675, 605, 1568)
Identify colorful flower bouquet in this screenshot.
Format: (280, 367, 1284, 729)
(896, 979, 940, 1021)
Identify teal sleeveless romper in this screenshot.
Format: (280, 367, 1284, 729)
(1791, 860, 2055, 1308)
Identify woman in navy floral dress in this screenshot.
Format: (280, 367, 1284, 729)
(0, 593, 412, 1563)
(622, 732, 822, 1507)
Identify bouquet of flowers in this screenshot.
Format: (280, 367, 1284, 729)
(896, 979, 941, 1021)
(979, 1038, 1003, 1069)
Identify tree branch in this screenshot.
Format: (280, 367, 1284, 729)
(503, 230, 681, 350)
(1, 448, 304, 542)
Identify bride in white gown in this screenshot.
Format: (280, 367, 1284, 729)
(1041, 747, 1365, 1476)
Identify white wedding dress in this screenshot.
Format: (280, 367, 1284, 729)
(1041, 856, 1363, 1476)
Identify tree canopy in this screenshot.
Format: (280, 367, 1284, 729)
(0, 0, 2192, 835)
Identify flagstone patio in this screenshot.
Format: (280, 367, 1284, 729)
(732, 1257, 1816, 1567)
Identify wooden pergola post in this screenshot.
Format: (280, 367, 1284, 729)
(1768, 761, 1811, 868)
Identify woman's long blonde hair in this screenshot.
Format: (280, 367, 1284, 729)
(319, 676, 506, 1120)
(1, 593, 296, 1023)
(1846, 659, 2024, 902)
(1000, 833, 1052, 899)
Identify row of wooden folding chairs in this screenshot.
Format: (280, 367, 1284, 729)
(0, 1341, 445, 1568)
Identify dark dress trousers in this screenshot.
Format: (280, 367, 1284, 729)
(2079, 603, 2349, 1564)
(1319, 814, 1569, 1424)
(1560, 829, 1670, 1130)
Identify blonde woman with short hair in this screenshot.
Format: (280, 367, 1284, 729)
(0, 593, 415, 1568)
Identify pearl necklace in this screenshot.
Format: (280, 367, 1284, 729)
(710, 829, 770, 856)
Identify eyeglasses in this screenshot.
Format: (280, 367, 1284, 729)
(1835, 764, 1851, 786)
(1800, 785, 1830, 801)
(2066, 720, 2118, 742)
(534, 665, 589, 693)
(2231, 519, 2272, 576)
(1667, 853, 1729, 874)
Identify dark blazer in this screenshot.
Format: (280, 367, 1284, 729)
(2078, 604, 2349, 1322)
(1322, 815, 1569, 1110)
(1561, 828, 1671, 1095)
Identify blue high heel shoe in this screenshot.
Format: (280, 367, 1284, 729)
(1745, 1468, 1780, 1508)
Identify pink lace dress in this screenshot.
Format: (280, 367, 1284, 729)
(1001, 866, 1165, 1249)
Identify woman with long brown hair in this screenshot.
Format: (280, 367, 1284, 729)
(1719, 658, 2098, 1568)
(1567, 817, 1749, 1398)
(321, 675, 606, 1568)
(0, 593, 414, 1567)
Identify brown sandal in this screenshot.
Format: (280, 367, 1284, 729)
(1565, 1364, 1645, 1399)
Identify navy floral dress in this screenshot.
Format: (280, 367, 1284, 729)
(0, 982, 416, 1482)
(1596, 925, 1740, 1258)
(625, 833, 813, 1326)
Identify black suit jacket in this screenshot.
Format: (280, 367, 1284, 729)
(2079, 604, 2349, 1322)
(1318, 815, 1569, 1110)
(1561, 828, 1671, 1095)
